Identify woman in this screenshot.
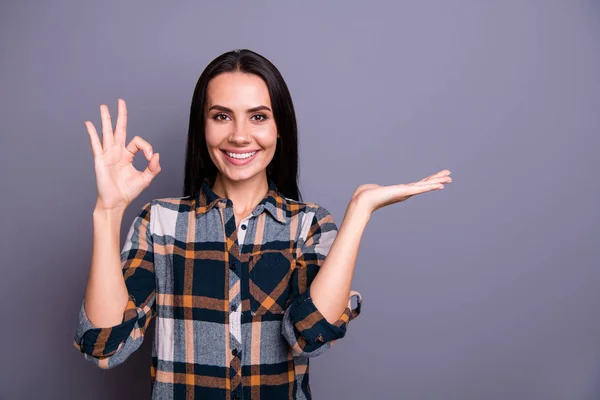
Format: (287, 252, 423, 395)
(73, 49, 452, 399)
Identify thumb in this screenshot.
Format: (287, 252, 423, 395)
(142, 152, 161, 183)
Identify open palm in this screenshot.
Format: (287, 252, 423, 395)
(85, 98, 161, 211)
(352, 169, 452, 214)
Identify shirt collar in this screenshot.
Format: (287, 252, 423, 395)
(194, 176, 290, 224)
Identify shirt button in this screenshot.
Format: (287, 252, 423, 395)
(232, 394, 239, 400)
(229, 260, 236, 270)
(241, 224, 247, 230)
(232, 348, 238, 357)
(230, 304, 236, 312)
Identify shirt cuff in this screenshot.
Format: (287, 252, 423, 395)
(283, 287, 362, 353)
(73, 295, 139, 358)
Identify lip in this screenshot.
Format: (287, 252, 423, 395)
(221, 149, 261, 154)
(221, 149, 260, 166)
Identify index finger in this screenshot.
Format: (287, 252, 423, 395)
(421, 169, 451, 181)
(100, 104, 114, 149)
(114, 98, 127, 147)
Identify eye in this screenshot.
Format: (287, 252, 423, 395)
(213, 113, 230, 121)
(252, 114, 268, 122)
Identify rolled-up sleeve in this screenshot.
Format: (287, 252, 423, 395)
(282, 205, 362, 357)
(72, 201, 156, 369)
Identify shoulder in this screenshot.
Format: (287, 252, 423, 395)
(135, 195, 196, 236)
(145, 195, 196, 215)
(280, 196, 333, 221)
(280, 196, 337, 236)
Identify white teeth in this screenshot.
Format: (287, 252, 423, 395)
(226, 151, 257, 159)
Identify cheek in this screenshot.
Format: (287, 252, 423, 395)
(259, 139, 278, 162)
(204, 126, 226, 152)
(256, 127, 278, 150)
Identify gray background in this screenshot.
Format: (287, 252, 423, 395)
(1, 0, 599, 399)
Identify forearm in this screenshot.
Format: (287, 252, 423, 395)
(309, 199, 370, 323)
(84, 207, 130, 328)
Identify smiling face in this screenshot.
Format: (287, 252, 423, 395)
(204, 71, 278, 184)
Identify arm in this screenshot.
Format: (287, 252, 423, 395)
(73, 201, 156, 369)
(281, 169, 453, 357)
(281, 202, 365, 357)
(308, 199, 368, 323)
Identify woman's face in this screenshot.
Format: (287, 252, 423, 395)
(204, 72, 278, 184)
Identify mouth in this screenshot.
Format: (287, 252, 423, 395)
(221, 149, 260, 166)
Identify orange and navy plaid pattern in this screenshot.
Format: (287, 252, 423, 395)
(73, 177, 362, 399)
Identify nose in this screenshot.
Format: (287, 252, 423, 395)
(228, 127, 251, 145)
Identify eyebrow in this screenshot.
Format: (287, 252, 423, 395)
(208, 105, 272, 113)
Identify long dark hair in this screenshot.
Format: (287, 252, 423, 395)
(182, 49, 301, 201)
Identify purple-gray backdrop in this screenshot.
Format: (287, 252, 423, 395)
(1, 1, 599, 399)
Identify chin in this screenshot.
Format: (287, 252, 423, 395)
(220, 168, 264, 183)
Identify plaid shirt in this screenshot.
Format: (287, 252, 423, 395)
(73, 177, 362, 399)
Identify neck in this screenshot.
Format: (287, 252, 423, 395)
(211, 173, 269, 217)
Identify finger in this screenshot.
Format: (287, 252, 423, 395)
(421, 169, 451, 181)
(85, 121, 103, 158)
(142, 152, 161, 183)
(422, 170, 450, 181)
(403, 182, 444, 196)
(114, 98, 127, 147)
(379, 182, 442, 204)
(126, 136, 154, 160)
(100, 104, 115, 149)
(414, 175, 452, 185)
